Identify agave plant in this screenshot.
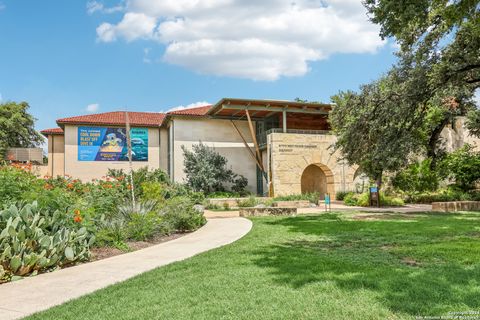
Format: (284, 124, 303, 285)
(117, 200, 158, 220)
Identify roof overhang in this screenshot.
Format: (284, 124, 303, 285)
(207, 98, 333, 120)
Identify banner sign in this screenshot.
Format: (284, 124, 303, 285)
(78, 127, 148, 162)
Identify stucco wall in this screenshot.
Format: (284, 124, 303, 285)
(63, 125, 161, 181)
(159, 127, 169, 172)
(268, 132, 356, 198)
(171, 118, 258, 193)
(47, 134, 65, 177)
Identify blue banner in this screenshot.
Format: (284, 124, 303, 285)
(78, 127, 148, 161)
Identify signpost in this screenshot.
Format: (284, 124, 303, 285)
(324, 193, 331, 212)
(369, 186, 380, 207)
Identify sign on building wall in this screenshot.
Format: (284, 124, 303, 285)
(78, 127, 148, 161)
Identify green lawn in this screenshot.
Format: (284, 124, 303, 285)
(29, 212, 480, 320)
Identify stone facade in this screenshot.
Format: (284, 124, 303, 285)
(267, 132, 356, 199)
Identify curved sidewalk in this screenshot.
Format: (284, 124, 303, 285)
(0, 217, 252, 320)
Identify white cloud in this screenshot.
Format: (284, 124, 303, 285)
(95, 0, 385, 80)
(143, 47, 152, 63)
(0, 93, 2, 102)
(86, 103, 100, 113)
(97, 12, 156, 42)
(168, 101, 210, 112)
(87, 1, 124, 15)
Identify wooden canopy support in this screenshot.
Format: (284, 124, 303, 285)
(230, 120, 264, 172)
(245, 110, 263, 165)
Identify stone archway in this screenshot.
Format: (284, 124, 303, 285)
(301, 163, 335, 199)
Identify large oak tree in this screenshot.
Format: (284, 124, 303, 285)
(329, 0, 479, 188)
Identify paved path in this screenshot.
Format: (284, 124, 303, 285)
(204, 204, 432, 219)
(0, 217, 252, 320)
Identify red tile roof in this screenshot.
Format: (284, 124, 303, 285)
(167, 105, 212, 116)
(56, 111, 166, 127)
(40, 127, 64, 135)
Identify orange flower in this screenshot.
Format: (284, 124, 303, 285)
(73, 215, 82, 223)
(44, 184, 53, 190)
(67, 183, 74, 189)
(127, 184, 132, 190)
(74, 209, 81, 215)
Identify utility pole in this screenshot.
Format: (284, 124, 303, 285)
(125, 111, 136, 206)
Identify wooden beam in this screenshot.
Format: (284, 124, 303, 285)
(230, 120, 264, 171)
(221, 104, 329, 115)
(245, 109, 263, 166)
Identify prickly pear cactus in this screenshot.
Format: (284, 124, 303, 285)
(0, 202, 93, 280)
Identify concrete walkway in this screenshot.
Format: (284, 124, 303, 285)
(0, 217, 252, 320)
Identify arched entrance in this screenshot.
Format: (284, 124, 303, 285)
(301, 163, 334, 199)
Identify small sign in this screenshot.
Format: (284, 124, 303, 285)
(369, 185, 380, 207)
(324, 193, 331, 212)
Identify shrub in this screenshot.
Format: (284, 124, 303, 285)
(0, 202, 93, 280)
(336, 191, 352, 201)
(237, 196, 259, 208)
(127, 212, 162, 241)
(392, 159, 439, 194)
(141, 182, 167, 202)
(182, 143, 248, 194)
(343, 192, 404, 207)
(108, 167, 170, 198)
(343, 193, 358, 206)
(405, 188, 480, 203)
(24, 187, 79, 213)
(161, 197, 206, 232)
(94, 219, 126, 247)
(273, 192, 320, 204)
(0, 166, 41, 206)
(439, 144, 480, 191)
(232, 175, 248, 194)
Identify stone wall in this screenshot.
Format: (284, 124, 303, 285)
(268, 133, 356, 198)
(239, 207, 297, 217)
(432, 201, 480, 212)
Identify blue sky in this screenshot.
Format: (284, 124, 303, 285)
(0, 0, 398, 131)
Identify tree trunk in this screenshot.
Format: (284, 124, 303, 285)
(376, 174, 383, 207)
(427, 116, 450, 169)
